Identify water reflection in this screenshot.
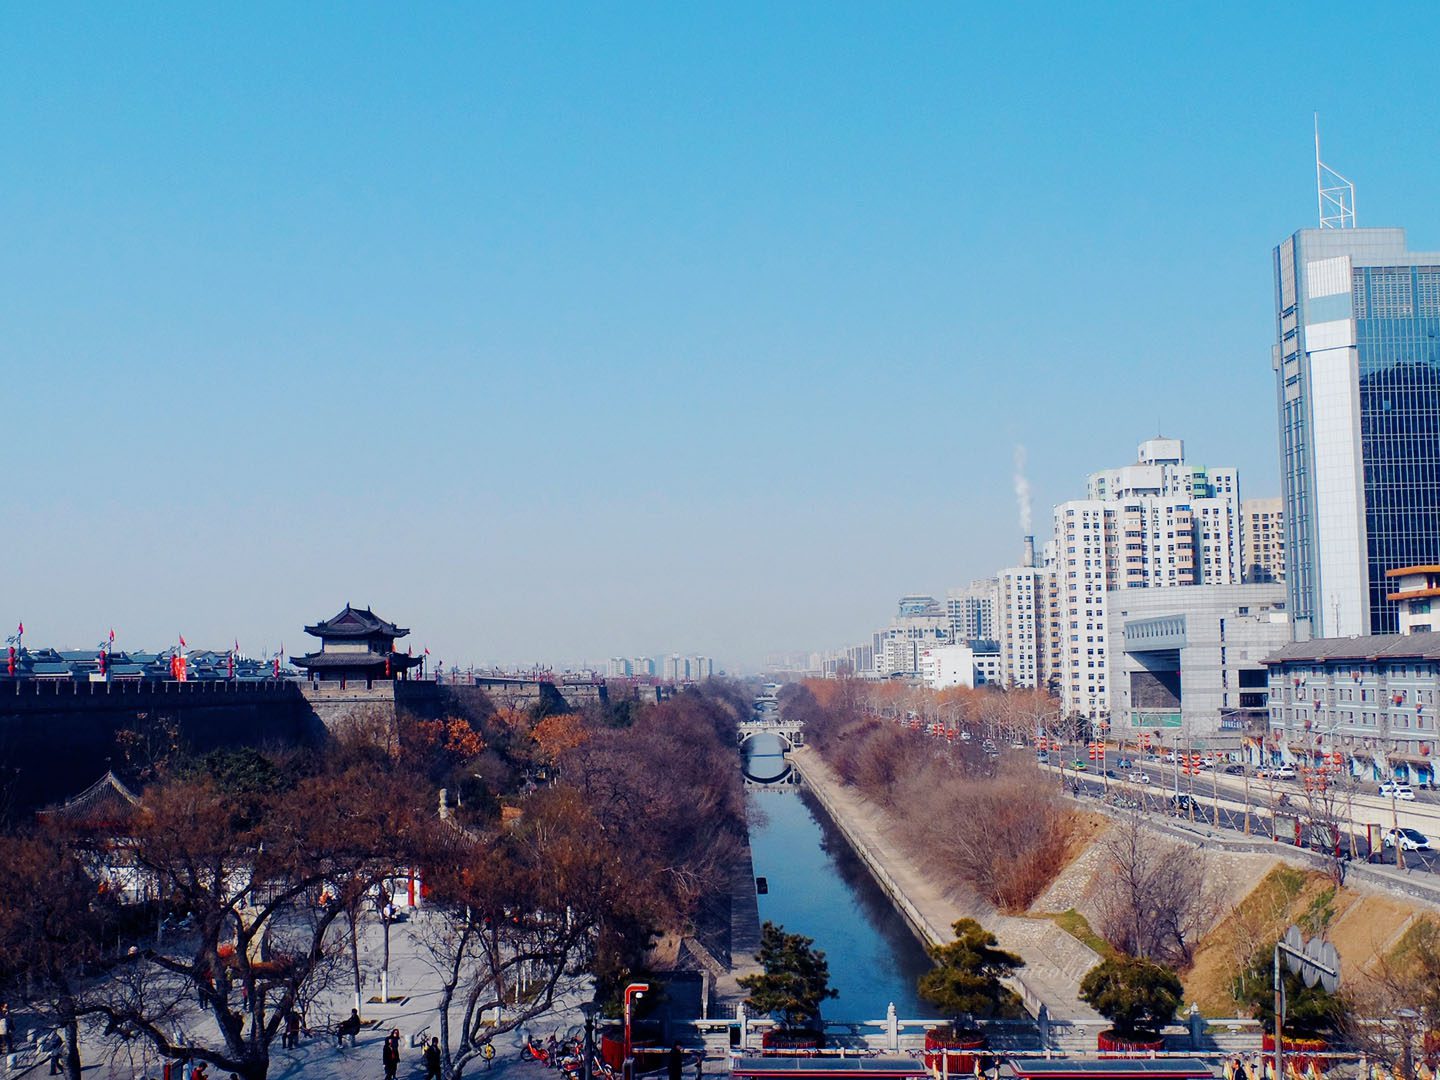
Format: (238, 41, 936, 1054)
(742, 734, 932, 1021)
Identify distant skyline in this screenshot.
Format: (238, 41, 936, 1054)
(5, 5, 1440, 670)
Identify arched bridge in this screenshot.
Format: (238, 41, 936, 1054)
(736, 717, 805, 750)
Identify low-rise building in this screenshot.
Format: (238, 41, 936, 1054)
(919, 641, 1002, 690)
(1263, 633, 1440, 787)
(1386, 565, 1440, 635)
(1107, 584, 1289, 739)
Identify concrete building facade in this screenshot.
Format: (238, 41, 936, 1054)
(1107, 583, 1289, 739)
(1263, 631, 1440, 787)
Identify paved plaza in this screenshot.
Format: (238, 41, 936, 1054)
(4, 908, 610, 1080)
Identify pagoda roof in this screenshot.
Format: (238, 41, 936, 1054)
(37, 771, 142, 829)
(303, 604, 409, 640)
(291, 651, 422, 670)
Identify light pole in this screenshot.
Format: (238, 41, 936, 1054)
(580, 1001, 600, 1080)
(623, 982, 649, 1080)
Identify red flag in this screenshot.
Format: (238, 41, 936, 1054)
(273, 654, 280, 677)
(424, 647, 430, 656)
(179, 634, 187, 649)
(16, 622, 22, 638)
(109, 628, 115, 644)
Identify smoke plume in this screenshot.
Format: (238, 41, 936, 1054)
(1013, 444, 1032, 535)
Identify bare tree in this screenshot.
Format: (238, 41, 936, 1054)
(1095, 813, 1219, 967)
(74, 764, 418, 1080)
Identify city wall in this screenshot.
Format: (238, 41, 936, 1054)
(0, 674, 614, 817)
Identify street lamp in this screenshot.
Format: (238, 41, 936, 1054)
(579, 1001, 600, 1080)
(623, 982, 649, 1080)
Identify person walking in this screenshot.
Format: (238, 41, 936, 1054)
(282, 1009, 301, 1050)
(481, 1042, 496, 1070)
(667, 1044, 683, 1080)
(423, 1036, 442, 1080)
(382, 1030, 401, 1080)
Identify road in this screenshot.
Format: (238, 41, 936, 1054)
(1037, 754, 1440, 875)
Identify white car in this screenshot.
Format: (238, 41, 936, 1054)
(1379, 782, 1417, 801)
(1128, 770, 1152, 785)
(1383, 827, 1432, 851)
(1273, 765, 1297, 780)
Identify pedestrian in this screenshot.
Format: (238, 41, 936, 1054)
(383, 1029, 401, 1080)
(423, 1036, 442, 1080)
(283, 1008, 301, 1050)
(190, 1064, 209, 1080)
(45, 1030, 63, 1076)
(482, 1042, 496, 1070)
(667, 1044, 683, 1080)
(695, 1050, 704, 1080)
(337, 1008, 361, 1049)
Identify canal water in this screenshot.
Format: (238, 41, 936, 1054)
(742, 733, 932, 1022)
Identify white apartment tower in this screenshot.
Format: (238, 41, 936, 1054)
(1056, 438, 1242, 719)
(998, 536, 1059, 689)
(946, 579, 998, 642)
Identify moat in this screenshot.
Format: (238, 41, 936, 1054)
(742, 733, 931, 1021)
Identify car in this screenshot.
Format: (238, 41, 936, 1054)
(1222, 764, 1246, 775)
(1273, 765, 1297, 780)
(1128, 770, 1152, 785)
(1171, 794, 1196, 811)
(1070, 760, 1088, 771)
(1116, 757, 1134, 769)
(1103, 769, 1121, 780)
(1383, 827, 1432, 851)
(1379, 782, 1417, 801)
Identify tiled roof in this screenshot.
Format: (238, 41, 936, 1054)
(1262, 631, 1440, 665)
(303, 604, 408, 640)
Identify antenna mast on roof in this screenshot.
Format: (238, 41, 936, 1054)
(1315, 114, 1356, 229)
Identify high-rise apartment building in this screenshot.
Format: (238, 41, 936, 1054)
(1055, 438, 1242, 719)
(873, 596, 951, 677)
(997, 537, 1059, 689)
(1241, 497, 1286, 583)
(1273, 227, 1440, 638)
(946, 579, 998, 643)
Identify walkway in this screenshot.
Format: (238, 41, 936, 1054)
(788, 748, 1104, 1029)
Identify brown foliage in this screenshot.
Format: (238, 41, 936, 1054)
(531, 712, 588, 762)
(794, 683, 1078, 912)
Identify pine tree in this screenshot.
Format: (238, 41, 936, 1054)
(739, 922, 837, 1028)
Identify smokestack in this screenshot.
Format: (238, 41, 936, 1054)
(1022, 535, 1036, 568)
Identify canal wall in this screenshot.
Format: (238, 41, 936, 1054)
(788, 747, 1104, 1029)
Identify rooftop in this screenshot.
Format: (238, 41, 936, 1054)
(304, 604, 409, 640)
(1263, 631, 1440, 665)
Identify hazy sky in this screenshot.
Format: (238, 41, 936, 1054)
(5, 4, 1440, 671)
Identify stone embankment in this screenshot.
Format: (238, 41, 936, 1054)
(788, 747, 1104, 1028)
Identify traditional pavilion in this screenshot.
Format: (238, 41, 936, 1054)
(290, 604, 422, 686)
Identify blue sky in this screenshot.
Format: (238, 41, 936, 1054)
(4, 4, 1440, 670)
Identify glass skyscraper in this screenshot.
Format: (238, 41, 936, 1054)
(1273, 227, 1440, 639)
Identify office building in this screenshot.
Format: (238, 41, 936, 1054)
(1272, 226, 1440, 638)
(1241, 498, 1286, 583)
(1107, 583, 1289, 738)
